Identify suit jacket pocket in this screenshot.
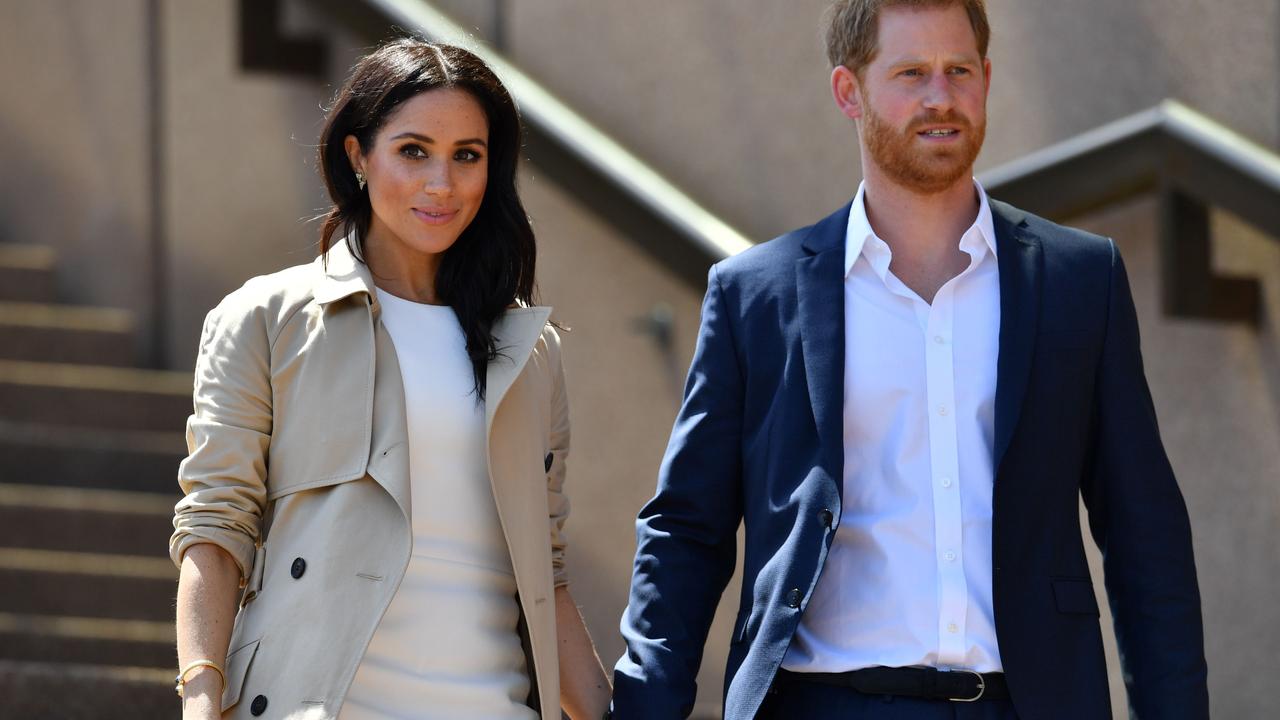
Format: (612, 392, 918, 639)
(1052, 578, 1100, 616)
(221, 637, 261, 711)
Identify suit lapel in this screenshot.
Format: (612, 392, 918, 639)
(991, 200, 1043, 472)
(796, 205, 851, 477)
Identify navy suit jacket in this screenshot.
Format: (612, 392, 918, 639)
(613, 200, 1208, 719)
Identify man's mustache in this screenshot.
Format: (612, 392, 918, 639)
(906, 111, 973, 132)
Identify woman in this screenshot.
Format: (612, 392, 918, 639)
(171, 40, 611, 720)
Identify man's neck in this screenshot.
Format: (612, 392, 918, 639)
(859, 171, 981, 304)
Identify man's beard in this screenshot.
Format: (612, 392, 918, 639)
(861, 100, 986, 195)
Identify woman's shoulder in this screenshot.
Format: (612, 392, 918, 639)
(204, 259, 326, 339)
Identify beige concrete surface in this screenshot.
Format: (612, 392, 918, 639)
(0, 1, 153, 358)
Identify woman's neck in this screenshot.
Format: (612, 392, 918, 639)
(362, 226, 445, 305)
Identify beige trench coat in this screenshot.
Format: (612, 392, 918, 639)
(170, 240, 570, 719)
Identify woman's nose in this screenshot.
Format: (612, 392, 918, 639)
(423, 160, 451, 195)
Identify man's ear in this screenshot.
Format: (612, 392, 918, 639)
(831, 65, 864, 121)
(343, 135, 364, 175)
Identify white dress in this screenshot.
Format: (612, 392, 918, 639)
(340, 289, 537, 720)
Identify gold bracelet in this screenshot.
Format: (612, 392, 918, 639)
(174, 659, 226, 698)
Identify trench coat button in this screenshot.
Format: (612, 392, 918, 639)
(545, 452, 554, 473)
(818, 509, 834, 528)
(250, 694, 268, 715)
(785, 588, 802, 608)
(290, 557, 306, 579)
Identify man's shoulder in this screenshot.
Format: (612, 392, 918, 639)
(992, 198, 1114, 260)
(713, 203, 849, 287)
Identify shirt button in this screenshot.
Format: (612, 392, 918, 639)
(940, 477, 953, 488)
(250, 695, 269, 716)
(934, 335, 947, 345)
(944, 551, 957, 562)
(937, 405, 949, 416)
(785, 588, 803, 608)
(290, 557, 307, 579)
(947, 623, 959, 634)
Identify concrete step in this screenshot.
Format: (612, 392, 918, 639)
(0, 612, 174, 668)
(0, 302, 136, 366)
(0, 244, 57, 303)
(0, 659, 173, 719)
(0, 548, 176, 622)
(0, 360, 192, 432)
(0, 419, 185, 493)
(0, 484, 175, 557)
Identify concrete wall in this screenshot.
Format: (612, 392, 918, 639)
(0, 1, 154, 357)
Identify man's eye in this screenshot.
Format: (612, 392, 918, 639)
(900, 69, 922, 77)
(949, 67, 971, 75)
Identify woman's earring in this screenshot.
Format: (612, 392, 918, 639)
(356, 171, 367, 191)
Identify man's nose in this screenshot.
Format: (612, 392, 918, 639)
(922, 73, 956, 113)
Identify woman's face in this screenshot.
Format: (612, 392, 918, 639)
(345, 87, 490, 262)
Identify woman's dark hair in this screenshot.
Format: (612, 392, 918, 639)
(318, 39, 535, 399)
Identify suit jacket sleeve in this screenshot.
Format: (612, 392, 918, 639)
(1080, 240, 1209, 719)
(613, 264, 746, 719)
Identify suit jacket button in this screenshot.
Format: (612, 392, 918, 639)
(785, 588, 802, 608)
(818, 509, 834, 528)
(250, 694, 268, 716)
(291, 557, 306, 579)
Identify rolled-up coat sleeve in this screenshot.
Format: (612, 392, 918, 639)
(543, 325, 571, 589)
(169, 293, 273, 580)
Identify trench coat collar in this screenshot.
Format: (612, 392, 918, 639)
(314, 238, 381, 315)
(312, 236, 553, 427)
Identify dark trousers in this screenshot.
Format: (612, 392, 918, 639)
(756, 673, 1021, 720)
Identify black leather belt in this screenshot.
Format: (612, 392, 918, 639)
(777, 666, 1010, 702)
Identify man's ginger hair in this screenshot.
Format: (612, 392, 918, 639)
(824, 0, 990, 75)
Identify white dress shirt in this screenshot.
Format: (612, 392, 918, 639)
(782, 180, 1004, 673)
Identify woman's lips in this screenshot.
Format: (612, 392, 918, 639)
(412, 208, 458, 225)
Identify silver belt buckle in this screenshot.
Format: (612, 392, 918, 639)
(950, 669, 986, 702)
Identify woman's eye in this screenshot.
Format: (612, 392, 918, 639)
(455, 149, 482, 162)
(399, 145, 427, 159)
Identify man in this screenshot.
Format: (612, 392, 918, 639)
(612, 1, 1209, 718)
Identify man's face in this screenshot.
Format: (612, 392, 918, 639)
(855, 4, 990, 195)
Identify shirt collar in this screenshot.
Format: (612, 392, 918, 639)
(844, 178, 998, 279)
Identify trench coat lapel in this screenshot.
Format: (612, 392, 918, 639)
(313, 240, 412, 519)
(486, 307, 554, 433)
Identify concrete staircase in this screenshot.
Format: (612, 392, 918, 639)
(0, 243, 189, 718)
